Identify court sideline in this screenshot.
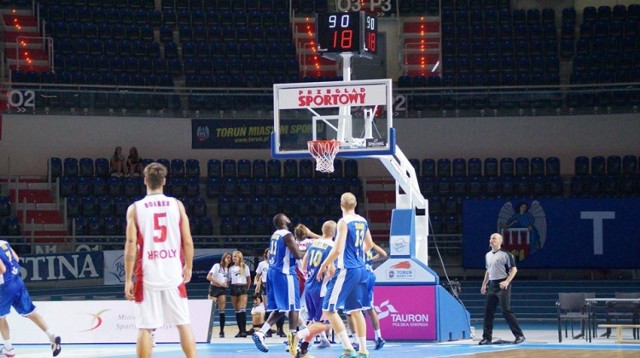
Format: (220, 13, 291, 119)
(8, 324, 640, 357)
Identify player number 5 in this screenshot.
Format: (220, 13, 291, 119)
(153, 213, 167, 243)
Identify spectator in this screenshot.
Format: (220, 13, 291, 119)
(207, 252, 232, 338)
(248, 295, 265, 335)
(110, 146, 127, 177)
(229, 251, 251, 338)
(126, 147, 143, 176)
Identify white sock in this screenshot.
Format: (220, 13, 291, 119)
(358, 336, 367, 351)
(258, 322, 270, 335)
(45, 329, 56, 341)
(337, 331, 352, 350)
(3, 340, 12, 350)
(296, 327, 309, 340)
(375, 329, 382, 340)
(319, 331, 329, 342)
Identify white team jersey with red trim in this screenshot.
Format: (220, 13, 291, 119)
(134, 194, 184, 290)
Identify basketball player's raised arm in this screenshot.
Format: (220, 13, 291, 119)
(124, 204, 138, 300)
(178, 200, 194, 283)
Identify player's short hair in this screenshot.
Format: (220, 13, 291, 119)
(273, 213, 290, 228)
(340, 192, 357, 210)
(322, 220, 337, 237)
(143, 162, 167, 190)
(490, 233, 504, 244)
(294, 224, 308, 239)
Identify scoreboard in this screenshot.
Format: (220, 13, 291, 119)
(315, 11, 378, 59)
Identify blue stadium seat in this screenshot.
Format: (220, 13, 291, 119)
(283, 159, 298, 178)
(266, 159, 282, 178)
(484, 176, 501, 197)
(49, 157, 63, 180)
(171, 177, 187, 197)
(484, 158, 498, 177)
(500, 175, 515, 197)
(98, 196, 114, 217)
(81, 196, 98, 217)
(220, 177, 236, 197)
(220, 216, 236, 235)
(316, 178, 331, 197)
(249, 197, 264, 217)
(251, 159, 266, 178)
(222, 159, 237, 177)
(514, 176, 532, 197)
(59, 176, 76, 197)
(299, 159, 314, 178)
(514, 157, 529, 176)
(253, 178, 268, 197)
(268, 177, 284, 197)
(76, 177, 92, 197)
(591, 156, 606, 176)
(206, 177, 221, 198)
(184, 159, 200, 178)
(63, 157, 79, 177)
(237, 159, 252, 178)
(207, 159, 222, 178)
(622, 155, 638, 175)
(437, 177, 452, 197)
(606, 155, 622, 176)
(66, 196, 80, 218)
(467, 158, 481, 177)
(285, 177, 301, 197)
(236, 177, 252, 197)
(528, 157, 544, 176)
(420, 177, 436, 197)
(499, 158, 514, 176)
(422, 158, 436, 177)
(542, 157, 559, 176)
(265, 197, 280, 217)
(169, 159, 185, 178)
(252, 215, 269, 235)
(437, 158, 451, 177)
(218, 197, 233, 217)
(123, 176, 140, 197)
(452, 158, 466, 177)
(235, 197, 250, 216)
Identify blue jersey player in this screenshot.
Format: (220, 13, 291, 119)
(317, 192, 376, 358)
(0, 240, 62, 357)
(288, 220, 336, 358)
(252, 213, 305, 353)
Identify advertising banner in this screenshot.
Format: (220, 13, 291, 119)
(366, 285, 436, 340)
(6, 299, 212, 343)
(19, 252, 103, 283)
(462, 198, 640, 268)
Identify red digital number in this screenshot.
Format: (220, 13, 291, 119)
(332, 29, 353, 50)
(153, 213, 167, 243)
(368, 32, 376, 52)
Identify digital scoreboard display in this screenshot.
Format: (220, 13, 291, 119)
(316, 11, 377, 59)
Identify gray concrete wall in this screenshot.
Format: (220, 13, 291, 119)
(1, 113, 639, 177)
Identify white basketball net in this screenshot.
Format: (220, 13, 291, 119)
(307, 140, 341, 173)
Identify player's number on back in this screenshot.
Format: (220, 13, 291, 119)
(355, 228, 364, 248)
(153, 213, 167, 243)
(310, 250, 323, 266)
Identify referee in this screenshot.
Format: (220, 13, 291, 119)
(479, 233, 525, 345)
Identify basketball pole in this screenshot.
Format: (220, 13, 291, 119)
(337, 53, 353, 146)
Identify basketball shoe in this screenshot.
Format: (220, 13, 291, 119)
(0, 346, 15, 358)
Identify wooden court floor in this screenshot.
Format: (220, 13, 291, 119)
(8, 341, 640, 358)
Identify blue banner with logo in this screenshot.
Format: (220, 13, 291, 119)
(462, 198, 640, 269)
(19, 252, 103, 282)
(192, 119, 323, 149)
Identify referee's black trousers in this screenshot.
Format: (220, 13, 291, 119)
(482, 280, 524, 340)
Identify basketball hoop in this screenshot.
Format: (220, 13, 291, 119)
(307, 140, 341, 173)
